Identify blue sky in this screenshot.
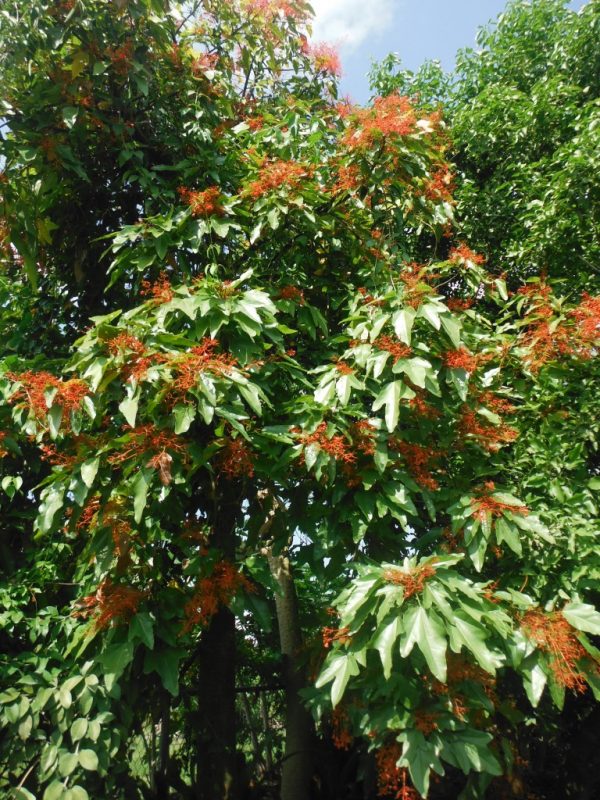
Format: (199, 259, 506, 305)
(310, 0, 588, 102)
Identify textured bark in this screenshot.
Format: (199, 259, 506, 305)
(194, 483, 240, 800)
(266, 547, 315, 800)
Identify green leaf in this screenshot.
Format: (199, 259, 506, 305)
(119, 394, 139, 427)
(62, 106, 79, 128)
(59, 751, 79, 777)
(402, 607, 447, 681)
(331, 654, 359, 708)
(562, 602, 600, 635)
(129, 612, 154, 649)
(143, 647, 185, 697)
(401, 730, 443, 796)
(449, 616, 502, 674)
(495, 516, 522, 555)
(97, 641, 134, 680)
(440, 313, 461, 347)
(173, 403, 196, 434)
(48, 405, 63, 438)
(78, 749, 99, 771)
(44, 781, 67, 800)
(238, 382, 262, 415)
(373, 616, 401, 679)
(70, 717, 88, 742)
(393, 307, 416, 344)
(373, 381, 407, 432)
(80, 458, 99, 489)
(66, 788, 89, 800)
(133, 468, 151, 524)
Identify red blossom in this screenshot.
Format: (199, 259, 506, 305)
(331, 164, 360, 193)
(331, 707, 353, 750)
(522, 609, 589, 693)
(245, 159, 312, 199)
(0, 431, 8, 458)
(309, 42, 342, 77)
(140, 271, 173, 304)
(382, 563, 436, 598)
(109, 424, 187, 469)
(7, 371, 89, 424)
(375, 743, 420, 800)
(343, 94, 416, 151)
(167, 339, 237, 403)
(278, 285, 305, 304)
(214, 437, 255, 479)
(374, 336, 412, 364)
(74, 578, 145, 631)
(182, 561, 254, 633)
(389, 439, 440, 491)
(298, 423, 356, 464)
(470, 483, 528, 521)
(449, 242, 485, 266)
(178, 186, 223, 217)
(423, 167, 455, 202)
(442, 347, 480, 373)
(459, 408, 518, 451)
(322, 625, 351, 649)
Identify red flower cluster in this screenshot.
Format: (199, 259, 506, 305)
(335, 360, 354, 375)
(398, 263, 436, 308)
(409, 390, 440, 420)
(332, 164, 360, 193)
(374, 336, 412, 364)
(278, 285, 305, 304)
(570, 293, 600, 343)
(459, 409, 518, 452)
(245, 159, 311, 199)
(309, 43, 342, 77)
(182, 561, 254, 633)
(375, 744, 419, 800)
(446, 297, 474, 312)
(322, 625, 351, 649)
(140, 271, 173, 304)
(423, 167, 455, 202)
(7, 371, 89, 422)
(331, 707, 353, 750)
(108, 333, 160, 383)
(106, 41, 134, 77)
(191, 52, 219, 75)
(168, 338, 237, 402)
(0, 431, 7, 458)
(214, 437, 255, 479)
(349, 420, 376, 456)
(357, 286, 385, 307)
(178, 186, 223, 217)
(413, 709, 440, 736)
(449, 243, 485, 266)
(108, 333, 145, 357)
(442, 347, 480, 373)
(343, 94, 416, 151)
(522, 609, 589, 692)
(109, 424, 186, 468)
(389, 440, 440, 491)
(299, 423, 356, 464)
(382, 563, 436, 599)
(470, 482, 528, 521)
(74, 578, 145, 631)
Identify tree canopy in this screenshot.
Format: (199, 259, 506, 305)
(1, 2, 599, 799)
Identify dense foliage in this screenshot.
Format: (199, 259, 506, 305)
(1, 2, 599, 799)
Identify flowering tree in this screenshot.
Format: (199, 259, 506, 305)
(1, 2, 599, 800)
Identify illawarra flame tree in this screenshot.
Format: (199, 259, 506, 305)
(0, 1, 599, 799)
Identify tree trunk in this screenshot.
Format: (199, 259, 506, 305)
(266, 547, 315, 800)
(195, 482, 240, 800)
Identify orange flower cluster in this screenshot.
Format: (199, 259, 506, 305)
(108, 333, 145, 357)
(413, 709, 440, 736)
(459, 409, 518, 452)
(178, 186, 223, 217)
(332, 164, 360, 193)
(423, 167, 455, 202)
(191, 52, 219, 75)
(522, 609, 589, 693)
(335, 360, 354, 375)
(246, 115, 264, 131)
(278, 285, 305, 304)
(389, 440, 440, 491)
(168, 338, 237, 402)
(299, 423, 356, 464)
(246, 159, 311, 199)
(449, 243, 485, 266)
(476, 391, 516, 416)
(140, 271, 173, 304)
(470, 482, 528, 521)
(442, 347, 480, 373)
(182, 561, 254, 633)
(382, 563, 436, 599)
(357, 286, 386, 307)
(109, 424, 186, 468)
(108, 333, 160, 382)
(75, 578, 144, 631)
(322, 625, 351, 649)
(0, 431, 7, 458)
(446, 297, 474, 312)
(106, 41, 134, 76)
(374, 336, 412, 364)
(76, 495, 101, 532)
(331, 706, 353, 750)
(349, 420, 376, 456)
(7, 371, 89, 421)
(40, 443, 80, 469)
(409, 390, 440, 419)
(375, 744, 419, 800)
(343, 94, 416, 151)
(398, 263, 436, 308)
(570, 293, 600, 343)
(309, 43, 342, 76)
(214, 438, 255, 479)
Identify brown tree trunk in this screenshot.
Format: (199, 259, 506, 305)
(266, 546, 315, 800)
(195, 482, 240, 800)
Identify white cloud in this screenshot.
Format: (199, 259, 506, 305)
(309, 0, 395, 51)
